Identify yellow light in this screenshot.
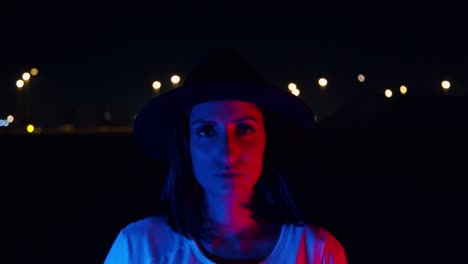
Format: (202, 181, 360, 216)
(441, 80, 450, 90)
(16, 79, 25, 88)
(26, 124, 35, 133)
(152, 81, 161, 90)
(291, 88, 300, 96)
(7, 115, 14, 123)
(171, 75, 181, 84)
(385, 89, 393, 98)
(318, 78, 328, 87)
(400, 85, 408, 94)
(22, 72, 31, 81)
(357, 74, 365, 82)
(288, 83, 297, 91)
(30, 68, 39, 76)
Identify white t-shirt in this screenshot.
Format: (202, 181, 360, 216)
(104, 216, 347, 264)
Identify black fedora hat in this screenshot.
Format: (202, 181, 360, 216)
(133, 50, 316, 162)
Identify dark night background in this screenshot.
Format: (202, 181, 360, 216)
(1, 0, 467, 263)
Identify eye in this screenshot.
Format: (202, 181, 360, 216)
(236, 123, 255, 135)
(195, 125, 216, 137)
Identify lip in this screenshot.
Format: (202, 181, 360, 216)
(214, 171, 242, 178)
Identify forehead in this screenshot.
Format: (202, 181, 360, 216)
(189, 100, 263, 120)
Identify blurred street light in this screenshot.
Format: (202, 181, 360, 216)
(152, 80, 162, 96)
(170, 74, 181, 88)
(318, 77, 328, 88)
(441, 80, 450, 90)
(291, 88, 300, 96)
(152, 81, 162, 90)
(22, 72, 31, 81)
(385, 89, 393, 98)
(287, 82, 300, 96)
(16, 79, 25, 89)
(30, 67, 39, 76)
(357, 74, 366, 82)
(400, 85, 408, 95)
(16, 67, 38, 132)
(26, 124, 35, 133)
(288, 83, 297, 91)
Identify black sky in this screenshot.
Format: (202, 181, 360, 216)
(1, 0, 466, 126)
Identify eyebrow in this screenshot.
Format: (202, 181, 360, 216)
(191, 116, 258, 125)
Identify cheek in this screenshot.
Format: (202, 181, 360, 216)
(190, 141, 212, 172)
(190, 143, 202, 163)
(242, 139, 266, 168)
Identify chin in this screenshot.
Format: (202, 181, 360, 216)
(216, 184, 252, 198)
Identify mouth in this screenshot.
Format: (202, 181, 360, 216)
(214, 171, 242, 178)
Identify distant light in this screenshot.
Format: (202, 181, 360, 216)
(7, 115, 14, 123)
(441, 80, 450, 90)
(171, 75, 181, 84)
(30, 67, 39, 76)
(16, 79, 25, 88)
(26, 124, 35, 133)
(385, 89, 393, 98)
(318, 78, 328, 87)
(22, 72, 31, 81)
(357, 74, 365, 82)
(1, 119, 10, 127)
(288, 82, 300, 96)
(152, 81, 161, 90)
(288, 83, 297, 91)
(400, 85, 408, 95)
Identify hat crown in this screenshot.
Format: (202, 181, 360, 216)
(133, 50, 316, 162)
(182, 50, 267, 86)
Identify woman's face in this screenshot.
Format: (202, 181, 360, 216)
(189, 100, 266, 198)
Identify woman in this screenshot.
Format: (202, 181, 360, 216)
(104, 51, 348, 263)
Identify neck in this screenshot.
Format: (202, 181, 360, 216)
(203, 192, 258, 239)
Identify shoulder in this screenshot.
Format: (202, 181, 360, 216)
(104, 216, 187, 263)
(119, 215, 176, 243)
(121, 216, 170, 234)
(287, 223, 327, 240)
(287, 223, 348, 263)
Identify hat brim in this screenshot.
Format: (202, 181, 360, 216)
(133, 81, 316, 162)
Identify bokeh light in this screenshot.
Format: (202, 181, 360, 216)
(16, 79, 25, 88)
(400, 85, 408, 94)
(291, 88, 300, 96)
(441, 80, 450, 90)
(288, 83, 297, 91)
(22, 72, 31, 81)
(318, 78, 328, 87)
(30, 67, 39, 76)
(152, 81, 162, 90)
(170, 75, 181, 84)
(26, 124, 35, 133)
(385, 89, 393, 98)
(357, 74, 366, 82)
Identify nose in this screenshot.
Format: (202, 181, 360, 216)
(217, 132, 237, 169)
